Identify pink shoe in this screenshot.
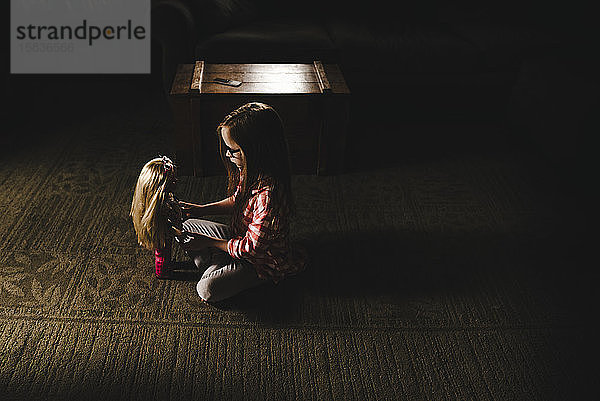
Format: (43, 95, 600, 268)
(154, 238, 173, 279)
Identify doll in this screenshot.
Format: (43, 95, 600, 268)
(130, 156, 184, 278)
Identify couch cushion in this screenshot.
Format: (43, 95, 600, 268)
(326, 18, 484, 74)
(195, 18, 336, 62)
(188, 0, 259, 34)
(189, 0, 321, 34)
(447, 23, 564, 71)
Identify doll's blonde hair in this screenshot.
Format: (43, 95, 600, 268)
(130, 156, 176, 251)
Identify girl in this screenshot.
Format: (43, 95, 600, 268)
(130, 155, 184, 279)
(178, 102, 306, 302)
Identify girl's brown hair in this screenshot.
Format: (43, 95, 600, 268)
(217, 102, 293, 234)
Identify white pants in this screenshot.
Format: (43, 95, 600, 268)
(181, 219, 267, 302)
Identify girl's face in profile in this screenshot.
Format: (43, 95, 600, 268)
(221, 126, 245, 169)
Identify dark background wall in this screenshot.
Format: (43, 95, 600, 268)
(4, 1, 597, 199)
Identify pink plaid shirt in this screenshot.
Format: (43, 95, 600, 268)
(226, 180, 305, 282)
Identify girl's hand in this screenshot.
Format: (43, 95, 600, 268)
(178, 201, 204, 219)
(180, 233, 216, 251)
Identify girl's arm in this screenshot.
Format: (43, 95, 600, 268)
(180, 233, 228, 253)
(181, 178, 242, 218)
(183, 192, 270, 255)
(226, 190, 276, 261)
(180, 196, 234, 218)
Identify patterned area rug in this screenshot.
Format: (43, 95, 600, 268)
(0, 88, 594, 400)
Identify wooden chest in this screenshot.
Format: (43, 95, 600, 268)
(169, 61, 350, 176)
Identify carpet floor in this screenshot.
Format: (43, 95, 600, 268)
(1, 80, 595, 400)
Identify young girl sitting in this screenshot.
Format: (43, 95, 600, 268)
(177, 102, 306, 302)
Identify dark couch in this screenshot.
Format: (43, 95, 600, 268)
(151, 0, 593, 165)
